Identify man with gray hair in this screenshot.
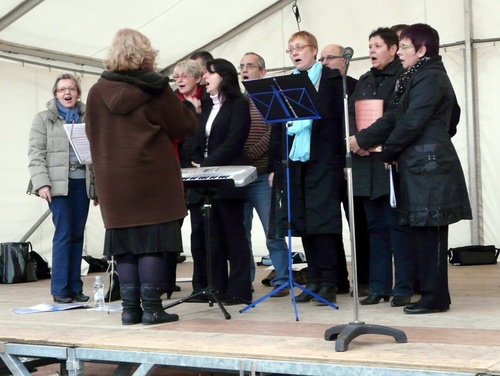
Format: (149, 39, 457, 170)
(239, 52, 289, 297)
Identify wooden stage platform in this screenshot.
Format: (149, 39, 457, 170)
(1, 261, 499, 375)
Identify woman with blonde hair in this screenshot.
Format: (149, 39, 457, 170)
(86, 28, 197, 325)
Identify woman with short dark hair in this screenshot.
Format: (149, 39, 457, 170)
(351, 23, 472, 314)
(349, 27, 414, 308)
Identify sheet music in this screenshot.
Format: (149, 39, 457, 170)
(242, 74, 324, 124)
(355, 99, 383, 152)
(63, 123, 92, 164)
(389, 165, 397, 208)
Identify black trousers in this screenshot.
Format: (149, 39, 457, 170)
(209, 198, 252, 301)
(188, 203, 207, 292)
(301, 233, 338, 287)
(413, 225, 450, 309)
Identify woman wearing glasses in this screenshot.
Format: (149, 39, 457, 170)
(351, 24, 472, 314)
(28, 73, 97, 304)
(268, 30, 345, 305)
(348, 27, 415, 308)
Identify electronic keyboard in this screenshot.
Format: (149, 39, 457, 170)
(181, 166, 257, 188)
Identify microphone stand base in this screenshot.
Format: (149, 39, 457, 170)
(324, 322, 407, 352)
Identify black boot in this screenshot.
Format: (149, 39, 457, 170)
(313, 285, 337, 305)
(120, 284, 142, 325)
(140, 284, 179, 325)
(295, 283, 319, 303)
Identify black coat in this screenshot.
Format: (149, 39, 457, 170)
(356, 56, 472, 226)
(349, 58, 405, 199)
(188, 95, 251, 200)
(268, 67, 347, 236)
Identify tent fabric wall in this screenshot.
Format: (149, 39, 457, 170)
(1, 0, 499, 266)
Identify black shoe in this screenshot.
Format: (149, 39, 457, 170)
(295, 283, 319, 303)
(403, 304, 448, 314)
(176, 254, 186, 264)
(187, 292, 209, 303)
(221, 297, 252, 306)
(336, 286, 350, 295)
(142, 311, 179, 325)
(73, 292, 90, 302)
(313, 286, 337, 305)
(359, 294, 390, 305)
(53, 295, 74, 304)
(391, 296, 411, 307)
(350, 283, 370, 297)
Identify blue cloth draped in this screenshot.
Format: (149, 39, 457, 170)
(55, 100, 80, 123)
(286, 62, 322, 162)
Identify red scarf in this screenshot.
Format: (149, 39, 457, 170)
(172, 85, 203, 161)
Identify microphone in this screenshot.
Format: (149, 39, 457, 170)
(343, 47, 354, 62)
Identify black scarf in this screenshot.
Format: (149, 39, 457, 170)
(393, 57, 430, 105)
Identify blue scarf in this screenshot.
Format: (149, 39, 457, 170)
(287, 62, 322, 162)
(55, 100, 80, 123)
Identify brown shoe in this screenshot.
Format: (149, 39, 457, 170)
(261, 270, 276, 286)
(271, 284, 289, 297)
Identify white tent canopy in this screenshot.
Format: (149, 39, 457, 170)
(1, 0, 498, 264)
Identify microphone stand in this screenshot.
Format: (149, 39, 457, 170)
(323, 48, 407, 351)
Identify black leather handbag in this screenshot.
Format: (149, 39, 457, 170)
(0, 242, 38, 283)
(448, 245, 499, 266)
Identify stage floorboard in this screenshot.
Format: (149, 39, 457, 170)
(1, 261, 499, 375)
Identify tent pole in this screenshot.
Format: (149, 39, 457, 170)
(463, 0, 481, 244)
(19, 209, 51, 243)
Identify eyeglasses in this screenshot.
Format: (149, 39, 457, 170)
(318, 55, 343, 62)
(285, 44, 312, 54)
(56, 87, 77, 93)
(399, 43, 414, 50)
(239, 63, 259, 70)
(173, 73, 194, 80)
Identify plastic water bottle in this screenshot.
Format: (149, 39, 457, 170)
(93, 275, 105, 310)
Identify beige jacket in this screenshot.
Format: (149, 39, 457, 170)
(27, 98, 95, 198)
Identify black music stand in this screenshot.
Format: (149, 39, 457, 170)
(240, 74, 338, 320)
(323, 52, 407, 350)
(163, 178, 252, 320)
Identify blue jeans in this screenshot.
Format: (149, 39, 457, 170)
(363, 195, 414, 297)
(244, 173, 288, 286)
(48, 178, 90, 296)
